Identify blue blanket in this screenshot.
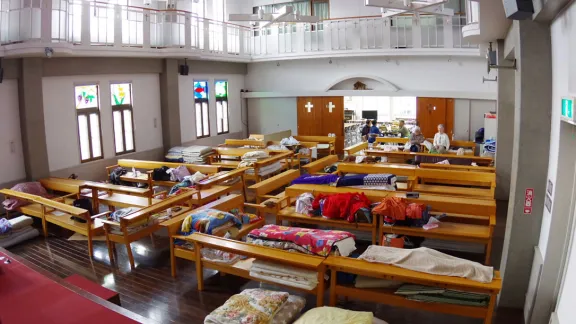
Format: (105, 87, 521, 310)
(291, 174, 339, 185)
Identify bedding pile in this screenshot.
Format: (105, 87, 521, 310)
(0, 216, 39, 248)
(182, 146, 214, 164)
(180, 209, 242, 236)
(358, 245, 494, 283)
(395, 284, 490, 306)
(2, 182, 50, 211)
(336, 174, 397, 191)
(238, 151, 270, 168)
(165, 146, 185, 162)
(245, 161, 283, 177)
(294, 307, 374, 324)
(204, 289, 289, 324)
(250, 260, 319, 290)
(247, 224, 356, 257)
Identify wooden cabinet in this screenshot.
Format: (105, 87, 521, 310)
(416, 97, 454, 139)
(297, 96, 344, 153)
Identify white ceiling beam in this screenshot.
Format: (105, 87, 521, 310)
(260, 6, 293, 28)
(365, 0, 447, 11)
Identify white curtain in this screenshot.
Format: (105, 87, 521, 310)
(312, 2, 329, 19)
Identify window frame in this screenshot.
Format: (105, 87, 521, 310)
(215, 80, 230, 135)
(194, 80, 211, 139)
(74, 83, 104, 163)
(110, 82, 136, 156)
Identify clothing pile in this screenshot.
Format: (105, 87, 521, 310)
(238, 151, 269, 167)
(359, 245, 494, 283)
(0, 216, 39, 248)
(372, 197, 431, 227)
(336, 173, 396, 191)
(280, 136, 300, 146)
(165, 146, 185, 162)
(311, 193, 372, 223)
(250, 260, 319, 290)
(247, 224, 356, 257)
(395, 284, 490, 306)
(2, 182, 50, 211)
(168, 171, 207, 195)
(205, 289, 306, 324)
(181, 146, 214, 164)
(267, 144, 289, 151)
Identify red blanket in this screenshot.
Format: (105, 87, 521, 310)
(312, 192, 372, 222)
(248, 224, 355, 257)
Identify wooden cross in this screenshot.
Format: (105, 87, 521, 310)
(326, 102, 335, 113)
(305, 102, 314, 113)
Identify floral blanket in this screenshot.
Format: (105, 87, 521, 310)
(247, 224, 355, 257)
(204, 289, 288, 324)
(180, 209, 241, 236)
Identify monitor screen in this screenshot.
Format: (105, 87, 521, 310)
(362, 110, 378, 120)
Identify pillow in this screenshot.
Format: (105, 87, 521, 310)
(272, 295, 306, 324)
(294, 307, 373, 324)
(180, 209, 242, 235)
(172, 165, 191, 182)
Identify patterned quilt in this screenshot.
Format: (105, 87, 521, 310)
(336, 174, 396, 187)
(180, 209, 242, 236)
(204, 289, 289, 324)
(247, 224, 355, 257)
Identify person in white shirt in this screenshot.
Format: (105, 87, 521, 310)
(433, 124, 450, 153)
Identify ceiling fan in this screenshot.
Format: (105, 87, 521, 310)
(365, 0, 454, 18)
(229, 5, 320, 28)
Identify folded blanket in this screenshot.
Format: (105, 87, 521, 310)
(292, 174, 339, 185)
(336, 174, 396, 187)
(245, 162, 283, 176)
(0, 227, 39, 248)
(204, 289, 288, 324)
(242, 151, 269, 160)
(294, 307, 373, 324)
(358, 245, 494, 283)
(251, 260, 319, 282)
(250, 271, 318, 291)
(7, 216, 33, 231)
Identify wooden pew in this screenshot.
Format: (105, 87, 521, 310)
(283, 184, 496, 264)
(248, 169, 300, 204)
(375, 137, 409, 145)
(419, 163, 496, 173)
(343, 142, 368, 156)
(293, 135, 336, 155)
(101, 190, 196, 269)
(324, 256, 502, 324)
(245, 151, 293, 183)
(301, 155, 339, 174)
(268, 141, 320, 169)
(160, 194, 266, 277)
(364, 150, 494, 166)
(185, 233, 327, 306)
(209, 147, 265, 169)
(414, 169, 496, 199)
(0, 189, 108, 258)
(221, 139, 268, 148)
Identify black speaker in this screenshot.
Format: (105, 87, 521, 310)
(179, 64, 189, 76)
(0, 67, 3, 84)
(502, 0, 534, 20)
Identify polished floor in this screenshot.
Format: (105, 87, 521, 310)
(8, 201, 522, 324)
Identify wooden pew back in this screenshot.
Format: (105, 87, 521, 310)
(117, 190, 195, 227)
(293, 136, 336, 145)
(301, 155, 339, 174)
(213, 147, 267, 158)
(0, 189, 87, 217)
(249, 169, 300, 200)
(114, 159, 219, 175)
(450, 140, 476, 149)
(419, 163, 495, 173)
(375, 137, 409, 144)
(344, 142, 368, 155)
(223, 139, 268, 148)
(415, 168, 496, 189)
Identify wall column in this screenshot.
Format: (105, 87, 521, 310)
(18, 58, 50, 180)
(495, 39, 515, 200)
(159, 59, 182, 151)
(499, 20, 552, 308)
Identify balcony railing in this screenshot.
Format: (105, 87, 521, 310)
(0, 0, 477, 60)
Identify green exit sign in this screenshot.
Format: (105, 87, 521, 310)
(562, 97, 574, 121)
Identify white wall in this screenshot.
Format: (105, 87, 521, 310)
(247, 98, 297, 135)
(179, 74, 245, 143)
(329, 0, 381, 19)
(246, 56, 497, 99)
(43, 74, 163, 172)
(453, 99, 496, 141)
(0, 80, 26, 183)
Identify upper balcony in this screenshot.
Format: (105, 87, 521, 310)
(0, 0, 479, 62)
(461, 0, 510, 44)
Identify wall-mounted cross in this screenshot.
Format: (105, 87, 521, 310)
(305, 102, 314, 113)
(326, 102, 335, 113)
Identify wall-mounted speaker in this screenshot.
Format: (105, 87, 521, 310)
(502, 0, 534, 20)
(179, 62, 189, 76)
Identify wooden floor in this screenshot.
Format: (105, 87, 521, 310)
(7, 201, 522, 324)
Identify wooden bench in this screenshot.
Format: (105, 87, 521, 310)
(161, 194, 266, 277)
(221, 139, 268, 148)
(324, 256, 502, 324)
(375, 137, 409, 145)
(0, 189, 108, 258)
(419, 163, 496, 173)
(100, 190, 196, 269)
(364, 150, 494, 166)
(244, 151, 293, 183)
(343, 142, 368, 156)
(185, 232, 327, 306)
(414, 169, 496, 199)
(268, 141, 320, 169)
(284, 184, 496, 264)
(209, 147, 266, 169)
(301, 155, 339, 174)
(248, 169, 300, 204)
(293, 136, 336, 155)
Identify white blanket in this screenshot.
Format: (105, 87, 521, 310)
(358, 245, 494, 283)
(333, 237, 356, 257)
(250, 271, 318, 291)
(251, 260, 318, 282)
(9, 215, 33, 230)
(0, 227, 39, 248)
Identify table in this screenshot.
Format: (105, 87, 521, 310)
(0, 248, 151, 324)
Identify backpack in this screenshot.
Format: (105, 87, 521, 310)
(72, 198, 93, 223)
(152, 166, 171, 181)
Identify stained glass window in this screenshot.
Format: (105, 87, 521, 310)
(111, 83, 132, 105)
(111, 82, 135, 155)
(194, 81, 208, 99)
(194, 80, 210, 138)
(75, 85, 99, 109)
(215, 80, 229, 134)
(74, 84, 103, 162)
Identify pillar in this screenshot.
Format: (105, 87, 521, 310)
(18, 58, 50, 180)
(159, 59, 182, 151)
(499, 20, 552, 308)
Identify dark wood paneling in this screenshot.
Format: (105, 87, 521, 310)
(321, 96, 344, 153)
(297, 97, 322, 136)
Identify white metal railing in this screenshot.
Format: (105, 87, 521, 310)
(0, 1, 476, 59)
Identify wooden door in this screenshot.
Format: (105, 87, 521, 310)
(416, 97, 454, 139)
(297, 97, 323, 136)
(321, 97, 344, 153)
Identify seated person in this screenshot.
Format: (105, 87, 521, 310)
(367, 119, 382, 144)
(408, 126, 425, 152)
(433, 124, 450, 154)
(360, 119, 371, 141)
(398, 120, 410, 138)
